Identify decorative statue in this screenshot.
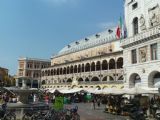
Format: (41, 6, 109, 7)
(148, 4, 160, 27)
(139, 48, 147, 62)
(139, 15, 146, 31)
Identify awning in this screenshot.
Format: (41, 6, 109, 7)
(57, 88, 83, 94)
(122, 87, 158, 94)
(102, 88, 124, 95)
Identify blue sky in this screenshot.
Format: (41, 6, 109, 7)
(0, 0, 123, 75)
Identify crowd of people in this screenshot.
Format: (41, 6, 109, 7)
(1, 89, 160, 119)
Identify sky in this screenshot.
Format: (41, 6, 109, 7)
(0, 0, 124, 75)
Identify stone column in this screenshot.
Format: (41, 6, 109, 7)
(31, 79, 33, 88)
(107, 76, 110, 81)
(38, 80, 41, 88)
(22, 79, 26, 88)
(16, 79, 19, 87)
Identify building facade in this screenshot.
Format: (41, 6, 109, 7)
(121, 0, 160, 88)
(16, 57, 50, 88)
(0, 67, 9, 86)
(41, 28, 124, 89)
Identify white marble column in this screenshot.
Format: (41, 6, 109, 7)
(22, 79, 26, 88)
(16, 79, 19, 87)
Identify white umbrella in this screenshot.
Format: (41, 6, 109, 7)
(102, 88, 124, 95)
(58, 88, 83, 94)
(48, 89, 56, 93)
(123, 87, 158, 94)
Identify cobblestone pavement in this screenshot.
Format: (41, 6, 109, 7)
(64, 103, 130, 120)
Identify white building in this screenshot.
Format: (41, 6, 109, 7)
(121, 0, 160, 88)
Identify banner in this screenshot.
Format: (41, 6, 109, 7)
(53, 97, 64, 110)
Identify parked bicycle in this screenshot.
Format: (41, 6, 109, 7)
(0, 104, 16, 120)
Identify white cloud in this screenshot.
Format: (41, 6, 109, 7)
(97, 22, 116, 30)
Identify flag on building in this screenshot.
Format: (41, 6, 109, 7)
(116, 26, 121, 39)
(116, 16, 122, 39)
(123, 21, 127, 38)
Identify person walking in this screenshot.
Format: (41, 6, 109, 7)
(97, 98, 101, 108)
(92, 98, 96, 110)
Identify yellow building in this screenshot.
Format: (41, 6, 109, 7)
(41, 28, 124, 89)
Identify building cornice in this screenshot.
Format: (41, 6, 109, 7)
(18, 57, 50, 62)
(121, 25, 160, 49)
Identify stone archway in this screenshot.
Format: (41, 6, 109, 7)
(102, 60, 108, 70)
(85, 77, 90, 82)
(67, 78, 72, 83)
(91, 62, 96, 71)
(78, 78, 83, 82)
(41, 80, 46, 85)
(129, 73, 141, 88)
(72, 85, 78, 89)
(118, 75, 123, 80)
(109, 59, 115, 69)
(109, 76, 114, 81)
(148, 71, 160, 87)
(117, 57, 123, 69)
(102, 76, 107, 81)
(96, 61, 101, 71)
(96, 86, 101, 90)
(91, 77, 100, 82)
(85, 63, 90, 72)
(103, 86, 108, 89)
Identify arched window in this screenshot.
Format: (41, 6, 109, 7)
(102, 60, 108, 70)
(70, 66, 73, 74)
(78, 64, 81, 73)
(53, 69, 56, 75)
(74, 65, 77, 73)
(78, 78, 83, 82)
(60, 68, 63, 75)
(102, 76, 107, 81)
(109, 59, 115, 69)
(133, 17, 138, 35)
(67, 66, 69, 74)
(63, 67, 66, 74)
(67, 79, 72, 83)
(85, 63, 90, 72)
(96, 61, 101, 71)
(57, 68, 59, 75)
(85, 78, 90, 82)
(42, 80, 46, 85)
(129, 73, 141, 87)
(117, 57, 123, 69)
(82, 64, 84, 72)
(51, 69, 53, 75)
(91, 62, 95, 71)
(91, 77, 100, 82)
(48, 70, 50, 76)
(41, 71, 44, 76)
(45, 70, 47, 76)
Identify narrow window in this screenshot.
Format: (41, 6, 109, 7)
(132, 2, 138, 10)
(133, 17, 138, 35)
(151, 43, 158, 60)
(131, 49, 137, 64)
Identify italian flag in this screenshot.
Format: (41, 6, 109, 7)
(116, 17, 122, 39)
